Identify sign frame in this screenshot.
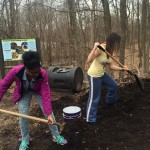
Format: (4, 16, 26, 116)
(0, 38, 41, 79)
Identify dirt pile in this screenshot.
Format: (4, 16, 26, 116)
(0, 78, 150, 150)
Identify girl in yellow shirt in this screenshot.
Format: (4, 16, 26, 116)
(86, 32, 128, 123)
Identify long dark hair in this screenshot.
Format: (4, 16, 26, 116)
(106, 32, 121, 55)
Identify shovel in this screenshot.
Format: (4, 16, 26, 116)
(0, 109, 64, 131)
(97, 45, 144, 91)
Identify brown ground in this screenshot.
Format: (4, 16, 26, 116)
(0, 78, 150, 150)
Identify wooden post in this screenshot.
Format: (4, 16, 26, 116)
(0, 40, 5, 79)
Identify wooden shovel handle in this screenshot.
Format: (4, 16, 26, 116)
(97, 45, 144, 91)
(0, 109, 61, 126)
(97, 45, 135, 76)
(97, 45, 124, 67)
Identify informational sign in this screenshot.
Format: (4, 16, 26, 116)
(1, 38, 37, 61)
(0, 38, 40, 79)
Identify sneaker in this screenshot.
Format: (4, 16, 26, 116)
(19, 140, 29, 150)
(52, 135, 67, 145)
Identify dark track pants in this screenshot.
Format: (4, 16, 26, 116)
(86, 73, 118, 122)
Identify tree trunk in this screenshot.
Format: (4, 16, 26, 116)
(101, 0, 111, 37)
(101, 0, 113, 76)
(67, 0, 77, 63)
(119, 0, 127, 78)
(137, 0, 142, 68)
(90, 0, 96, 46)
(9, 0, 16, 38)
(141, 0, 148, 73)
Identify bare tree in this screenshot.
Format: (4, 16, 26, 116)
(147, 1, 150, 58)
(67, 0, 77, 62)
(101, 0, 111, 37)
(141, 0, 149, 73)
(0, 0, 150, 78)
(137, 0, 142, 68)
(90, 0, 96, 46)
(119, 0, 127, 78)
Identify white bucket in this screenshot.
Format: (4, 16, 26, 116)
(63, 106, 81, 122)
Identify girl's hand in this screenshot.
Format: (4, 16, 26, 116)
(87, 42, 101, 63)
(93, 42, 100, 50)
(48, 114, 54, 125)
(121, 65, 129, 71)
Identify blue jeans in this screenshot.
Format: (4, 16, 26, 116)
(18, 91, 59, 142)
(86, 73, 118, 122)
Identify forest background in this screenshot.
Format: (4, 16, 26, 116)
(0, 0, 150, 80)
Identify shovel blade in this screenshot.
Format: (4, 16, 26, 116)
(134, 74, 144, 91)
(127, 70, 144, 91)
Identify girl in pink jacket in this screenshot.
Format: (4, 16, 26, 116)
(0, 51, 67, 150)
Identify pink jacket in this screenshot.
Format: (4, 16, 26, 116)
(0, 65, 52, 115)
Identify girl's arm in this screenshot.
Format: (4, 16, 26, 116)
(40, 70, 52, 115)
(86, 42, 101, 63)
(109, 63, 129, 71)
(0, 67, 16, 101)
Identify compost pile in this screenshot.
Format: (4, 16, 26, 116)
(1, 78, 150, 150)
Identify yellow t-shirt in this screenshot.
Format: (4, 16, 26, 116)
(87, 43, 112, 77)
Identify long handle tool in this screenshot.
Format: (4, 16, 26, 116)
(97, 45, 144, 91)
(0, 108, 64, 131)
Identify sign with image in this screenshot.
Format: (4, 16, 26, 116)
(1, 38, 37, 61)
(0, 38, 40, 78)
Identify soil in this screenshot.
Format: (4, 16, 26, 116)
(0, 78, 150, 150)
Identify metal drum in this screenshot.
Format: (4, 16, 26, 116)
(47, 66, 83, 92)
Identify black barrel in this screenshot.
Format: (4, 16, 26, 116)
(47, 66, 83, 92)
